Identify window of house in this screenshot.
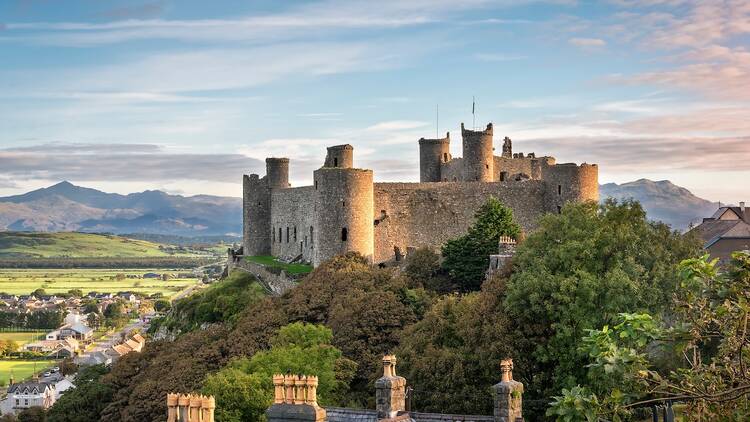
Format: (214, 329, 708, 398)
(341, 227, 348, 241)
(558, 185, 562, 195)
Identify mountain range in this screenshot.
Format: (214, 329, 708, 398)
(0, 181, 241, 237)
(0, 179, 719, 236)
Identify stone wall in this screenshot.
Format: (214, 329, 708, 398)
(372, 180, 547, 263)
(230, 259, 296, 296)
(270, 186, 315, 262)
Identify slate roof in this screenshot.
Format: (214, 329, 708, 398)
(7, 381, 53, 395)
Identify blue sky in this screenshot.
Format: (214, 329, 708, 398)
(0, 0, 748, 203)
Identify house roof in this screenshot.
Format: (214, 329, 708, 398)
(691, 220, 740, 244)
(7, 381, 53, 395)
(68, 322, 93, 335)
(132, 333, 145, 344)
(125, 339, 141, 350)
(112, 344, 132, 355)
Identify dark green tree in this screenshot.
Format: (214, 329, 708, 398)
(441, 197, 520, 291)
(504, 199, 701, 400)
(47, 365, 113, 422)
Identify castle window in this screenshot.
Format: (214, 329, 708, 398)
(300, 242, 303, 253)
(500, 171, 508, 182)
(305, 236, 308, 247)
(443, 153, 448, 162)
(286, 227, 290, 243)
(486, 163, 489, 169)
(310, 227, 314, 246)
(315, 181, 318, 189)
(341, 227, 348, 242)
(334, 157, 338, 167)
(342, 201, 346, 208)
(558, 185, 562, 195)
(279, 227, 282, 243)
(294, 226, 297, 241)
(557, 206, 562, 214)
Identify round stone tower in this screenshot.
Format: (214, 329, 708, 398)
(418, 133, 450, 182)
(312, 167, 374, 267)
(324, 144, 354, 168)
(461, 122, 494, 182)
(266, 158, 289, 189)
(243, 174, 271, 256)
(543, 163, 599, 213)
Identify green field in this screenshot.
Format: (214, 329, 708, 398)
(246, 255, 312, 275)
(0, 269, 199, 298)
(0, 360, 56, 383)
(0, 331, 45, 348)
(0, 232, 216, 258)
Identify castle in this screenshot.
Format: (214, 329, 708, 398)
(242, 122, 598, 266)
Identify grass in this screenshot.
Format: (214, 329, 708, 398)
(246, 255, 313, 275)
(0, 232, 215, 258)
(0, 269, 200, 298)
(0, 331, 45, 348)
(0, 360, 57, 383)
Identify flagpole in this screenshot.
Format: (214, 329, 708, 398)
(436, 104, 439, 139)
(472, 96, 476, 130)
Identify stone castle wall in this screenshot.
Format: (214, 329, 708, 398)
(372, 181, 547, 263)
(243, 121, 599, 266)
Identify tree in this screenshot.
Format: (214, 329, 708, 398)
(505, 200, 701, 402)
(47, 365, 113, 422)
(17, 407, 46, 422)
(154, 299, 171, 312)
(66, 289, 83, 298)
(549, 251, 750, 421)
(31, 288, 46, 297)
(441, 197, 520, 291)
(202, 323, 356, 422)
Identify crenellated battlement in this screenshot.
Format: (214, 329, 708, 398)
(242, 121, 598, 267)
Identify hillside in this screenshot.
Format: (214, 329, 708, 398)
(600, 179, 718, 231)
(0, 181, 241, 237)
(0, 231, 197, 258)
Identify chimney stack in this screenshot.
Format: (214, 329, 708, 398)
(493, 358, 524, 422)
(741, 201, 746, 216)
(375, 355, 407, 419)
(166, 393, 215, 422)
(267, 374, 326, 422)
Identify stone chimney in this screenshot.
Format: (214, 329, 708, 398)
(493, 359, 523, 422)
(375, 355, 407, 419)
(266, 374, 326, 422)
(488, 236, 517, 276)
(741, 201, 746, 217)
(167, 393, 215, 422)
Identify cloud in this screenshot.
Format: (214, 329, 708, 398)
(365, 120, 429, 131)
(0, 143, 263, 183)
(569, 37, 606, 47)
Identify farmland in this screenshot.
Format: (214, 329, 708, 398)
(0, 269, 200, 298)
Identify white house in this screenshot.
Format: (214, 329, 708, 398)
(0, 381, 56, 415)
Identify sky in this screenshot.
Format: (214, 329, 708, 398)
(0, 0, 748, 203)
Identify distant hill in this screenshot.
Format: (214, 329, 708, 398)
(0, 231, 188, 258)
(0, 181, 241, 237)
(600, 179, 719, 231)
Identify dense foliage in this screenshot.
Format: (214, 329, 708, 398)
(0, 309, 65, 329)
(203, 323, 356, 422)
(47, 365, 114, 422)
(548, 251, 750, 421)
(441, 197, 520, 291)
(152, 270, 267, 333)
(505, 200, 700, 399)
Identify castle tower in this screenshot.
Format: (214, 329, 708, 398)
(543, 163, 599, 214)
(243, 174, 272, 256)
(418, 133, 450, 182)
(266, 158, 290, 189)
(462, 122, 494, 182)
(313, 152, 374, 266)
(501, 137, 512, 158)
(324, 144, 354, 168)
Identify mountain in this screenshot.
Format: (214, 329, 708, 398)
(0, 181, 242, 237)
(600, 179, 719, 231)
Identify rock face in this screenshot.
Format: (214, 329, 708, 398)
(600, 179, 719, 231)
(0, 181, 241, 237)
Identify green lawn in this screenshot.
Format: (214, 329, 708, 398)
(0, 360, 57, 383)
(0, 232, 214, 258)
(246, 256, 312, 275)
(0, 331, 45, 348)
(0, 269, 199, 298)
